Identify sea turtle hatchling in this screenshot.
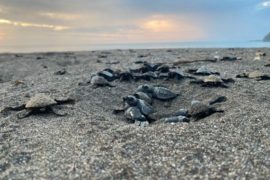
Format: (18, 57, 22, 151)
(117, 71, 134, 82)
(124, 107, 149, 127)
(190, 75, 234, 88)
(97, 68, 116, 82)
(133, 92, 153, 105)
(163, 115, 189, 124)
(158, 68, 188, 80)
(236, 71, 270, 81)
(189, 100, 224, 121)
(112, 95, 154, 116)
(187, 66, 220, 76)
(90, 75, 115, 87)
(136, 84, 179, 101)
(123, 95, 154, 116)
(1, 93, 75, 119)
(133, 71, 158, 81)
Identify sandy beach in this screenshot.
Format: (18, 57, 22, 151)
(1, 48, 270, 179)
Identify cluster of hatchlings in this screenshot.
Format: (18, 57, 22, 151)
(113, 84, 226, 127)
(1, 59, 270, 126)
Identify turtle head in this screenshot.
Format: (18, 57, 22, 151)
(137, 84, 154, 94)
(123, 95, 138, 106)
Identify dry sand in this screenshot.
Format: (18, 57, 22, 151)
(0, 48, 270, 179)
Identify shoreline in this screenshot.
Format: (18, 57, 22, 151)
(1, 41, 270, 54)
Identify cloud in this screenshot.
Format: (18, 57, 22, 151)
(135, 15, 205, 42)
(72, 25, 139, 34)
(0, 18, 69, 31)
(257, 1, 270, 9)
(262, 1, 270, 7)
(39, 12, 82, 21)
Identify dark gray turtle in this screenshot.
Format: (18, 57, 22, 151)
(156, 64, 170, 73)
(90, 75, 115, 87)
(164, 115, 189, 123)
(187, 66, 220, 76)
(189, 100, 223, 120)
(97, 68, 116, 82)
(220, 56, 241, 61)
(124, 107, 149, 127)
(208, 96, 227, 105)
(133, 92, 153, 105)
(54, 68, 67, 75)
(158, 68, 194, 80)
(137, 84, 179, 100)
(1, 93, 75, 119)
(133, 71, 158, 81)
(167, 69, 196, 80)
(236, 71, 270, 81)
(143, 61, 163, 72)
(190, 75, 232, 88)
(129, 63, 151, 73)
(157, 72, 170, 79)
(265, 60, 270, 67)
(131, 61, 163, 73)
(174, 109, 189, 117)
(123, 95, 154, 116)
(118, 71, 134, 82)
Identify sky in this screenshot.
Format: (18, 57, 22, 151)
(0, 0, 270, 50)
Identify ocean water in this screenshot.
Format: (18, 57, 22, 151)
(1, 41, 270, 53)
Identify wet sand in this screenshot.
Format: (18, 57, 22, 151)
(0, 48, 270, 179)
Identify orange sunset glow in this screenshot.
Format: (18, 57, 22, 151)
(0, 0, 269, 52)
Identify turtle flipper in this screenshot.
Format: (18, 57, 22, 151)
(17, 109, 33, 119)
(213, 109, 224, 113)
(134, 120, 149, 127)
(55, 99, 75, 105)
(107, 83, 116, 87)
(220, 84, 229, 88)
(190, 80, 203, 84)
(186, 68, 197, 74)
(259, 75, 270, 81)
(185, 75, 197, 80)
(208, 96, 227, 105)
(112, 109, 125, 114)
(222, 78, 235, 83)
(1, 104, 26, 113)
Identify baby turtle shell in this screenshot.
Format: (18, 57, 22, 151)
(97, 69, 116, 82)
(248, 71, 264, 79)
(90, 75, 115, 87)
(174, 109, 189, 117)
(25, 94, 57, 108)
(137, 84, 178, 100)
(152, 86, 179, 100)
(190, 75, 229, 88)
(204, 75, 223, 83)
(118, 71, 134, 82)
(125, 106, 146, 122)
(134, 92, 153, 105)
(189, 66, 219, 76)
(156, 64, 170, 73)
(123, 95, 154, 116)
(236, 71, 270, 81)
(189, 100, 223, 120)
